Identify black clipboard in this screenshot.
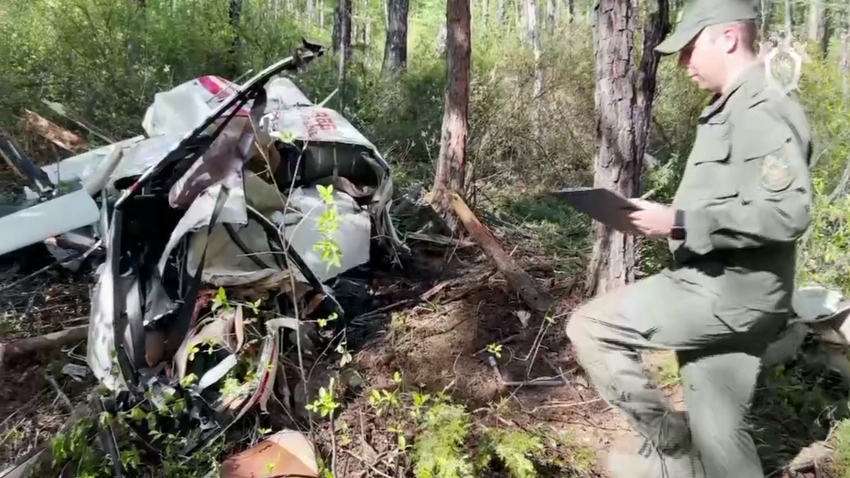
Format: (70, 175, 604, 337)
(550, 187, 643, 234)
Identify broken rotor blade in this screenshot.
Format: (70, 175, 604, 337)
(0, 189, 100, 257)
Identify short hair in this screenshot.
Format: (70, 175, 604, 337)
(704, 20, 757, 51)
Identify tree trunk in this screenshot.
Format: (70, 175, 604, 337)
(229, 0, 244, 79)
(382, 0, 409, 74)
(841, 26, 850, 107)
(319, 0, 325, 27)
(333, 0, 352, 107)
(784, 0, 792, 35)
(432, 0, 471, 232)
(307, 0, 315, 22)
(820, 5, 832, 58)
(516, 0, 523, 41)
(807, 0, 820, 41)
(547, 0, 557, 31)
(497, 0, 506, 24)
(760, 0, 771, 39)
(585, 0, 644, 296)
(635, 0, 670, 175)
(484, 0, 491, 27)
(333, 0, 353, 58)
(526, 0, 543, 137)
(567, 0, 575, 23)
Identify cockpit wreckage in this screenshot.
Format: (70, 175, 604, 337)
(0, 41, 406, 475)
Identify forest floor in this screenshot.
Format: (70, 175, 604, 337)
(0, 148, 846, 478)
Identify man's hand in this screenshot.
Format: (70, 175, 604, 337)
(628, 199, 675, 238)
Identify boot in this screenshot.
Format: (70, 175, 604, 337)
(605, 433, 706, 478)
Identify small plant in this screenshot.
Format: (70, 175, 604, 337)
(486, 343, 503, 359)
(314, 184, 343, 272)
(831, 419, 850, 477)
(317, 312, 339, 328)
(412, 403, 475, 478)
(305, 377, 341, 418)
(483, 429, 544, 478)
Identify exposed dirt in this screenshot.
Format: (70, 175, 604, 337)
(0, 143, 844, 476)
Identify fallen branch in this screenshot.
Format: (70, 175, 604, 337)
(529, 398, 602, 414)
(343, 449, 393, 478)
(0, 325, 88, 366)
(44, 372, 74, 412)
(487, 356, 565, 387)
(406, 232, 474, 248)
(449, 193, 556, 313)
(20, 109, 87, 152)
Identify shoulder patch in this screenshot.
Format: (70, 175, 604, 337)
(759, 143, 794, 192)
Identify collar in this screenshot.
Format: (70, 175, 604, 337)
(699, 59, 765, 121)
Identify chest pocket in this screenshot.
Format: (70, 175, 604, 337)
(676, 115, 738, 206)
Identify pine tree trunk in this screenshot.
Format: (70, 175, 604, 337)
(635, 0, 670, 174)
(759, 0, 771, 40)
(820, 4, 832, 58)
(526, 0, 543, 134)
(841, 26, 850, 106)
(333, 0, 352, 107)
(784, 0, 792, 35)
(547, 0, 557, 31)
(229, 0, 244, 79)
(432, 0, 471, 232)
(807, 0, 820, 41)
(585, 0, 643, 296)
(382, 0, 409, 75)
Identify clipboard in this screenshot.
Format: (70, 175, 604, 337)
(550, 187, 643, 234)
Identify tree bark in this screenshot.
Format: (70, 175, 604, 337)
(333, 0, 352, 106)
(841, 26, 850, 106)
(760, 0, 771, 39)
(229, 0, 244, 78)
(567, 0, 574, 24)
(497, 0, 506, 24)
(547, 0, 557, 31)
(382, 0, 409, 75)
(820, 5, 832, 58)
(307, 0, 315, 22)
(319, 0, 325, 27)
(807, 0, 821, 41)
(635, 0, 670, 175)
(432, 0, 471, 232)
(333, 0, 353, 59)
(585, 0, 645, 296)
(526, 0, 543, 101)
(784, 0, 792, 35)
(0, 325, 89, 366)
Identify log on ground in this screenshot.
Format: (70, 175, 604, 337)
(449, 192, 556, 314)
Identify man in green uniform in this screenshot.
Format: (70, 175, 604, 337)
(565, 0, 813, 477)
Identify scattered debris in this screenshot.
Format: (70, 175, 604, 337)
(220, 430, 319, 478)
(0, 39, 415, 475)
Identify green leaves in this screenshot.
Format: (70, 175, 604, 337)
(305, 378, 341, 418)
(211, 286, 229, 312)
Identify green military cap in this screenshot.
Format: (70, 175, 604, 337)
(655, 0, 759, 55)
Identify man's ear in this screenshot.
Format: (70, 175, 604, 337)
(722, 26, 740, 53)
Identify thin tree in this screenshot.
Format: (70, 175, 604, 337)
(432, 0, 472, 231)
(585, 0, 668, 296)
(382, 0, 410, 75)
(332, 0, 353, 107)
